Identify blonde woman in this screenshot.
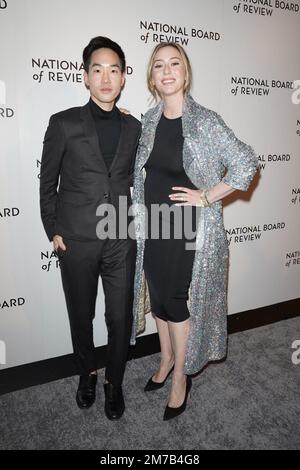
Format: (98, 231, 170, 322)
(131, 42, 258, 420)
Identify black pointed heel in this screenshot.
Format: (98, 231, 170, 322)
(163, 375, 192, 421)
(144, 365, 174, 392)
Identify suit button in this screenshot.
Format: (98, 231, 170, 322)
(103, 193, 109, 199)
(108, 172, 111, 178)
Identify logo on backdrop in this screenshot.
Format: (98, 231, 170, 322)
(37, 159, 41, 179)
(297, 119, 300, 137)
(0, 0, 7, 9)
(32, 58, 84, 84)
(226, 221, 286, 245)
(291, 187, 300, 205)
(139, 20, 220, 46)
(0, 80, 15, 118)
(0, 298, 25, 309)
(41, 249, 60, 272)
(258, 153, 291, 170)
(0, 207, 20, 218)
(230, 76, 295, 97)
(31, 58, 134, 84)
(232, 0, 299, 16)
(285, 250, 300, 268)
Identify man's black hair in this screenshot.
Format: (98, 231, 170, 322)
(83, 36, 126, 73)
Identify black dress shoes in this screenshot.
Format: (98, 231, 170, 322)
(76, 373, 97, 409)
(144, 366, 174, 392)
(103, 383, 125, 420)
(163, 375, 192, 421)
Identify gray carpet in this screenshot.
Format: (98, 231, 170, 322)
(1, 317, 300, 450)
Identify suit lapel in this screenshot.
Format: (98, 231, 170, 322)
(80, 104, 107, 173)
(182, 95, 203, 176)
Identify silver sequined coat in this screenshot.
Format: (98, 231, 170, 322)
(130, 94, 258, 374)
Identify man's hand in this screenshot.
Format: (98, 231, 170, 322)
(53, 235, 66, 252)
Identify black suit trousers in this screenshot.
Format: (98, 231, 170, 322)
(58, 237, 136, 386)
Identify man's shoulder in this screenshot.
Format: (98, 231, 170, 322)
(120, 111, 141, 131)
(49, 104, 88, 125)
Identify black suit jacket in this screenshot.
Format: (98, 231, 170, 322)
(40, 103, 141, 241)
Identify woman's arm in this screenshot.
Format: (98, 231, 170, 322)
(204, 181, 235, 204)
(169, 182, 234, 206)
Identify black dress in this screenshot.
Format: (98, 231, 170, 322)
(143, 114, 199, 323)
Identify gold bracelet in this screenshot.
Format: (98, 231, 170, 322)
(198, 190, 211, 207)
(203, 190, 211, 207)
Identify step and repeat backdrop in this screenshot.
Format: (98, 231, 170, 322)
(0, 0, 299, 369)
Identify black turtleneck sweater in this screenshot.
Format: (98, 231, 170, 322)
(89, 98, 121, 171)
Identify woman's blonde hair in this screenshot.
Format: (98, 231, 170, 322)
(147, 42, 192, 100)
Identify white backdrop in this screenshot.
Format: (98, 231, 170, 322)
(0, 0, 299, 369)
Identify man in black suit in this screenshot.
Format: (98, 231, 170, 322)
(40, 37, 140, 420)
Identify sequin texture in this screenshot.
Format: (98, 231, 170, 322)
(130, 94, 258, 375)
